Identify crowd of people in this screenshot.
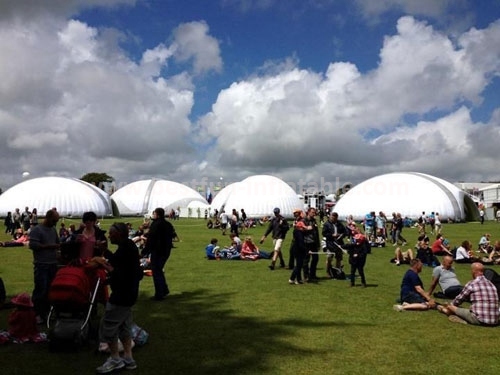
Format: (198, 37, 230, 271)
(1, 206, 179, 372)
(202, 206, 500, 327)
(2, 203, 500, 372)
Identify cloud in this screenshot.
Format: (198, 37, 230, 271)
(172, 21, 223, 75)
(198, 16, 500, 184)
(0, 13, 199, 187)
(0, 0, 137, 21)
(354, 0, 459, 19)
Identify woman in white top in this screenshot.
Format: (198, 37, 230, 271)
(455, 240, 479, 263)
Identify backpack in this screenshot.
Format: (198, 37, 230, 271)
(130, 323, 149, 346)
(484, 268, 500, 299)
(328, 267, 346, 280)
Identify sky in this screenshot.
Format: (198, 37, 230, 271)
(0, 0, 500, 195)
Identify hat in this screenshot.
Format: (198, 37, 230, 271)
(273, 207, 280, 214)
(11, 292, 34, 308)
(293, 208, 302, 214)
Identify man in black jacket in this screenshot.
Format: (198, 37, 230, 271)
(322, 212, 346, 277)
(302, 207, 320, 281)
(144, 207, 177, 301)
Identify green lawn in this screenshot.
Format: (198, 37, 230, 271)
(1, 218, 499, 375)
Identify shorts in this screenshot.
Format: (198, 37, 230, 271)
(273, 238, 283, 252)
(99, 302, 133, 343)
(454, 307, 481, 325)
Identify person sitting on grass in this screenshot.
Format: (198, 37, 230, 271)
(392, 247, 414, 265)
(478, 233, 492, 254)
(416, 239, 439, 267)
(428, 256, 463, 299)
(240, 236, 271, 260)
(437, 262, 499, 326)
(218, 234, 241, 260)
(393, 259, 436, 312)
(205, 238, 220, 260)
(486, 240, 500, 264)
(455, 240, 481, 263)
(430, 234, 453, 257)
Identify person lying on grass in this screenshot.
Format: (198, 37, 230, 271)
(0, 229, 29, 247)
(392, 247, 413, 265)
(393, 258, 436, 312)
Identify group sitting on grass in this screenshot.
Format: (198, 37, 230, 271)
(388, 230, 500, 267)
(205, 235, 271, 261)
(393, 258, 499, 326)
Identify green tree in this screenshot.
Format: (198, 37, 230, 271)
(80, 172, 114, 190)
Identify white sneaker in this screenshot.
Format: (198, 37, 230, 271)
(393, 304, 404, 312)
(395, 260, 400, 266)
(96, 357, 124, 374)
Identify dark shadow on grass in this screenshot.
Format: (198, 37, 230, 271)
(135, 289, 372, 374)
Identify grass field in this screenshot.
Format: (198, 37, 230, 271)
(1, 217, 500, 375)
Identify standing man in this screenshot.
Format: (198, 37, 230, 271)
(303, 207, 320, 281)
(438, 262, 499, 326)
(322, 212, 346, 277)
(219, 210, 228, 236)
(29, 209, 60, 323)
(21, 206, 31, 231)
(94, 222, 142, 373)
(260, 207, 289, 270)
(144, 208, 177, 301)
(12, 208, 21, 231)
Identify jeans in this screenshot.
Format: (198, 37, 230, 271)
(303, 250, 319, 279)
(288, 240, 296, 269)
(290, 245, 306, 282)
(395, 230, 406, 244)
(444, 285, 463, 299)
(350, 263, 366, 286)
(151, 249, 171, 298)
(32, 263, 58, 318)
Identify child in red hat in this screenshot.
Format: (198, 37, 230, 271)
(6, 293, 46, 343)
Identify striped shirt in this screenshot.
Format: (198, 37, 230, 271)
(453, 275, 499, 325)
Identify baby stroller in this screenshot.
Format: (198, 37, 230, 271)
(47, 264, 101, 351)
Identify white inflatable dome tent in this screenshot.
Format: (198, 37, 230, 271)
(333, 172, 479, 222)
(211, 175, 302, 219)
(0, 176, 113, 217)
(111, 179, 208, 217)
